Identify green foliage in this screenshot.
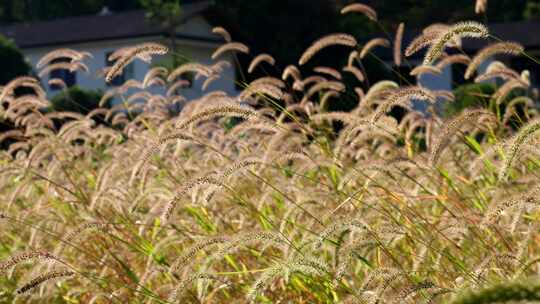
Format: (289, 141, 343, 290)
(445, 83, 496, 117)
(140, 0, 182, 26)
(0, 34, 30, 85)
(448, 279, 540, 304)
(2, 1, 540, 303)
(50, 86, 104, 114)
(371, 0, 531, 28)
(524, 1, 540, 20)
(0, 0, 141, 22)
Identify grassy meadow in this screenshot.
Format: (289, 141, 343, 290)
(2, 1, 540, 303)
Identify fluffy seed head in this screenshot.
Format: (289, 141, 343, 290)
(211, 42, 250, 60)
(16, 270, 74, 294)
(360, 38, 390, 59)
(423, 21, 489, 65)
(465, 42, 524, 79)
(106, 43, 168, 83)
(340, 3, 378, 21)
(394, 23, 405, 66)
(299, 33, 357, 65)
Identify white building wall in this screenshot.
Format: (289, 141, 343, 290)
(417, 65, 453, 112)
(20, 33, 237, 104)
(418, 67, 453, 91)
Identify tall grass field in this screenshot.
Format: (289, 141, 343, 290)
(2, 0, 540, 303)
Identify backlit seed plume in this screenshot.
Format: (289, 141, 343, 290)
(107, 46, 152, 63)
(429, 109, 494, 166)
(394, 23, 405, 66)
(63, 222, 109, 244)
(371, 86, 436, 123)
(147, 104, 262, 154)
(248, 54, 276, 73)
(362, 80, 399, 104)
(299, 33, 357, 65)
(130, 132, 195, 183)
(168, 273, 227, 302)
(166, 79, 190, 96)
(0, 76, 43, 102)
(499, 119, 540, 181)
(313, 66, 342, 80)
(405, 31, 440, 57)
(343, 65, 365, 82)
(47, 78, 67, 90)
(424, 23, 462, 47)
(161, 176, 223, 222)
(355, 87, 365, 99)
(247, 257, 330, 303)
(36, 48, 92, 69)
(247, 257, 328, 302)
(435, 54, 471, 69)
(482, 185, 540, 226)
(212, 26, 232, 42)
(485, 60, 510, 73)
(475, 67, 521, 84)
(247, 265, 284, 302)
(360, 38, 390, 59)
(202, 75, 220, 91)
(177, 104, 259, 129)
(493, 79, 529, 105)
(433, 90, 455, 101)
(0, 251, 60, 273)
(293, 75, 326, 91)
(423, 21, 489, 65)
(475, 0, 488, 14)
(211, 42, 250, 60)
(238, 82, 284, 101)
(303, 81, 345, 103)
(348, 50, 359, 66)
(319, 90, 340, 110)
(410, 65, 442, 76)
(167, 63, 213, 82)
(169, 237, 229, 274)
(502, 96, 534, 124)
(464, 42, 524, 79)
(119, 79, 144, 93)
(313, 217, 368, 249)
(105, 43, 168, 83)
(16, 270, 74, 294)
(282, 65, 301, 81)
(249, 76, 286, 89)
(211, 231, 288, 261)
(142, 67, 168, 88)
(340, 3, 378, 21)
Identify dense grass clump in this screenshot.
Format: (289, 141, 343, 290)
(450, 279, 540, 304)
(1, 1, 540, 303)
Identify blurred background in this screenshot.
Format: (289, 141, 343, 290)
(0, 0, 539, 116)
(1, 0, 538, 66)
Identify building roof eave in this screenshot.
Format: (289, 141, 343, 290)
(0, 1, 222, 49)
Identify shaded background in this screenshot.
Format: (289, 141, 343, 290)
(0, 0, 538, 130)
(1, 0, 539, 68)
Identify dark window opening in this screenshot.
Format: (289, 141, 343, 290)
(49, 58, 76, 90)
